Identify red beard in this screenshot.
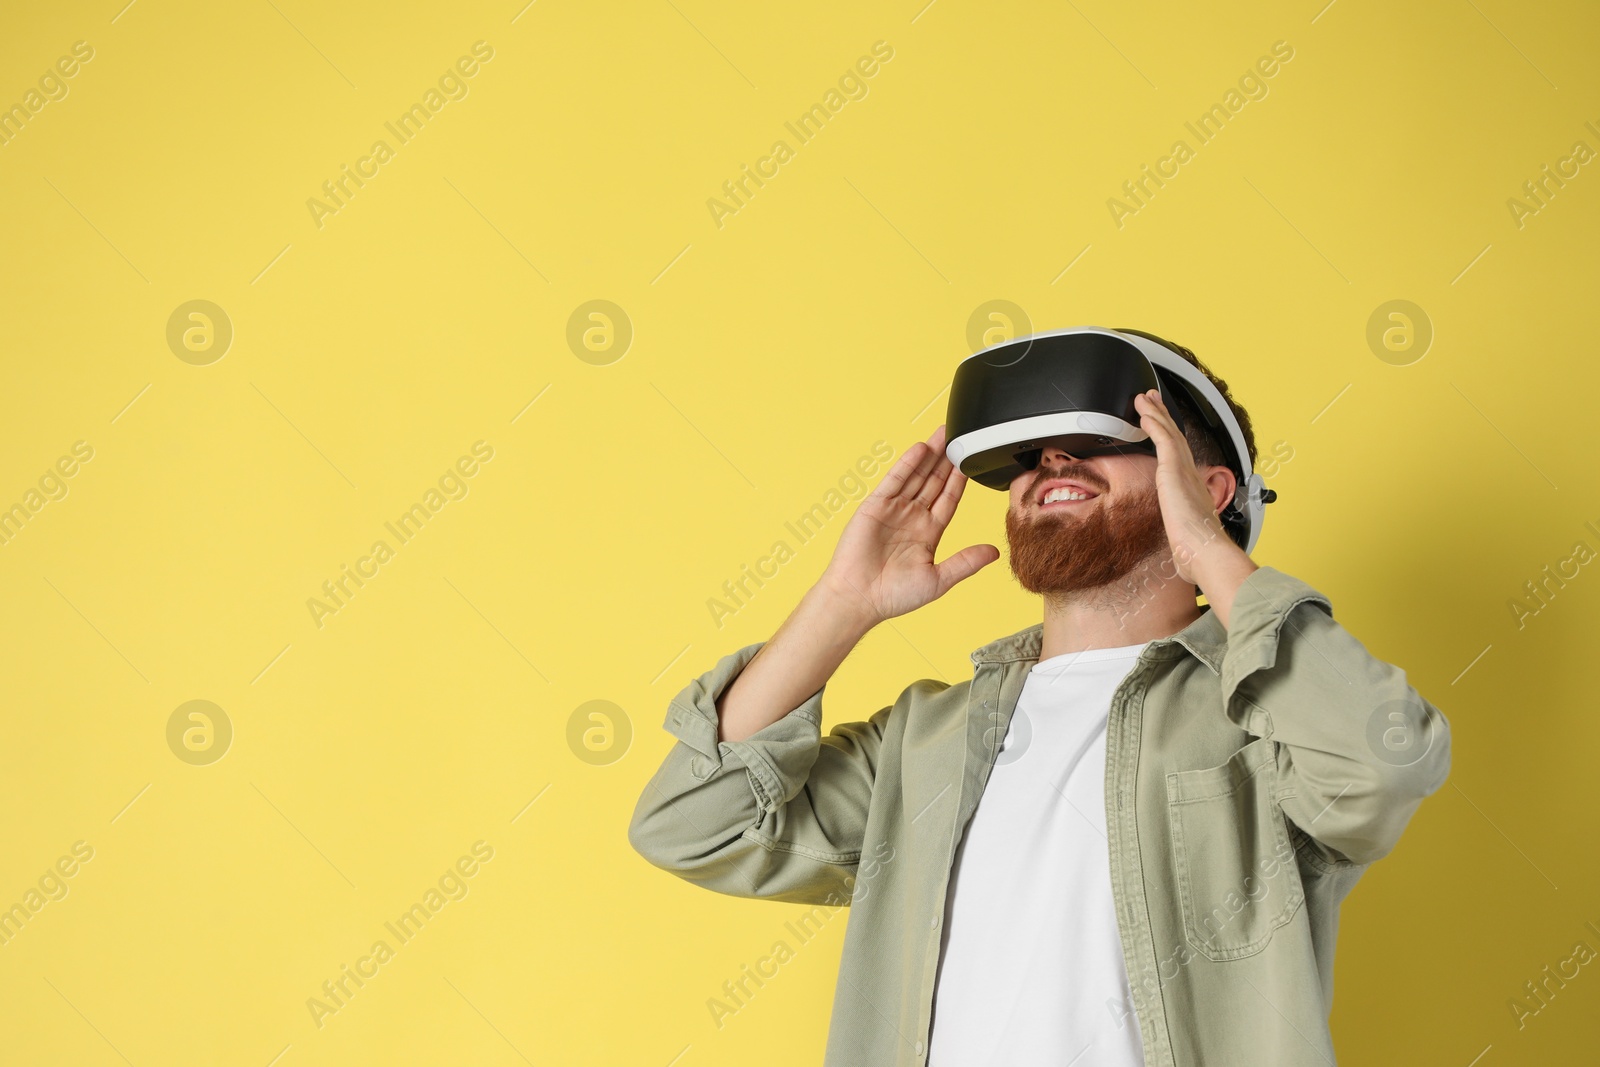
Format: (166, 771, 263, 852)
(1005, 473, 1171, 597)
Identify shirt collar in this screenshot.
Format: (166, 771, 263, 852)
(969, 604, 1227, 675)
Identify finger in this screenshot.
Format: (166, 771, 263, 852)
(1135, 390, 1174, 437)
(915, 457, 954, 510)
(1135, 391, 1184, 458)
(1146, 392, 1188, 452)
(928, 462, 969, 529)
(872, 429, 941, 502)
(934, 543, 1001, 598)
(1133, 393, 1166, 460)
(898, 426, 946, 503)
(914, 432, 955, 509)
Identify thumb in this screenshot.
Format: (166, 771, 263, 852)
(933, 544, 1001, 599)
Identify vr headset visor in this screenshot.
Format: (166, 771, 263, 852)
(944, 326, 1275, 554)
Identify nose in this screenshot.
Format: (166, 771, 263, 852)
(1040, 443, 1081, 465)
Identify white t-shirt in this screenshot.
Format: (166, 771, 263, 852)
(928, 642, 1150, 1067)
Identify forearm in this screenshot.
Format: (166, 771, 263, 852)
(716, 579, 878, 743)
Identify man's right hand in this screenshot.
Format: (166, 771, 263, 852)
(821, 424, 1001, 626)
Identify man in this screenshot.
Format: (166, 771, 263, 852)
(628, 329, 1452, 1065)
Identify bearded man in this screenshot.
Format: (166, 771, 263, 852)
(630, 328, 1452, 1067)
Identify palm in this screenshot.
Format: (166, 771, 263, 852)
(824, 426, 1000, 622)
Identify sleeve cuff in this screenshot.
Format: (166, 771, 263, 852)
(661, 640, 825, 786)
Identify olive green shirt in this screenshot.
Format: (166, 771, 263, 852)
(628, 565, 1452, 1065)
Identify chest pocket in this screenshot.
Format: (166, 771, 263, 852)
(1165, 736, 1305, 962)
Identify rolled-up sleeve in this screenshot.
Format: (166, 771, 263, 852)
(627, 640, 890, 905)
(1217, 566, 1453, 867)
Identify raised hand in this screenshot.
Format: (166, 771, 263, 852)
(821, 424, 1001, 625)
(1132, 387, 1251, 588)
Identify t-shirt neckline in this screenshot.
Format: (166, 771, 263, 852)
(1031, 642, 1151, 672)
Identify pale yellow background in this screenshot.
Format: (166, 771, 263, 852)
(1, 0, 1596, 1064)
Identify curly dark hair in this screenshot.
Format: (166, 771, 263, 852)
(1115, 327, 1257, 473)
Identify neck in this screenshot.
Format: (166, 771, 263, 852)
(1036, 554, 1206, 661)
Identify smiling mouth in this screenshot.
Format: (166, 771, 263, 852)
(1035, 484, 1103, 509)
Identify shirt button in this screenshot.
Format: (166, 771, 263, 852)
(915, 1039, 926, 1056)
(930, 914, 940, 928)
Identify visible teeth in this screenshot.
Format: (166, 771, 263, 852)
(1043, 488, 1092, 503)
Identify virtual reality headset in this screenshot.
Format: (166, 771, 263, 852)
(944, 326, 1276, 554)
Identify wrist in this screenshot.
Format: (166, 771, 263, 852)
(813, 573, 881, 637)
(1191, 544, 1258, 629)
(1192, 541, 1254, 585)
